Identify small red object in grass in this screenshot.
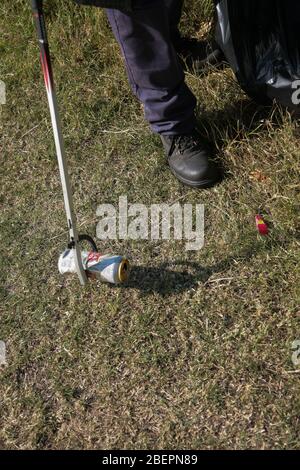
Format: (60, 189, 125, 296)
(255, 215, 269, 235)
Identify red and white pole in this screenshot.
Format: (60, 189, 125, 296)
(31, 0, 88, 285)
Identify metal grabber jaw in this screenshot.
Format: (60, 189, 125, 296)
(58, 234, 130, 286)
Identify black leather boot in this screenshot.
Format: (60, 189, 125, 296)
(161, 131, 221, 188)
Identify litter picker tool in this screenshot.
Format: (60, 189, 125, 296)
(31, 0, 129, 286)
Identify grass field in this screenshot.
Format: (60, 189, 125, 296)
(0, 0, 300, 450)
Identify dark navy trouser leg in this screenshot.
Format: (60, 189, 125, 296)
(106, 0, 196, 135)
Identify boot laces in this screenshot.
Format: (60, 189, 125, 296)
(174, 134, 200, 155)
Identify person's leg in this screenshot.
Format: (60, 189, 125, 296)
(106, 0, 196, 135)
(106, 0, 221, 188)
(164, 0, 225, 71)
(164, 0, 184, 44)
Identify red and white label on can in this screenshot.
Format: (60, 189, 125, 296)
(87, 251, 103, 265)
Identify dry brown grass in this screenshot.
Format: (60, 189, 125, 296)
(0, 0, 299, 449)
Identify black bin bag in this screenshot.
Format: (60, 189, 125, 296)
(214, 0, 300, 110)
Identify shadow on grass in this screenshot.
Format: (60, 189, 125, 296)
(197, 95, 292, 152)
(124, 230, 299, 296)
(125, 255, 246, 296)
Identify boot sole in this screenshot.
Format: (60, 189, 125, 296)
(170, 167, 221, 189)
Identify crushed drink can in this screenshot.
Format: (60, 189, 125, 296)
(58, 249, 129, 284)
